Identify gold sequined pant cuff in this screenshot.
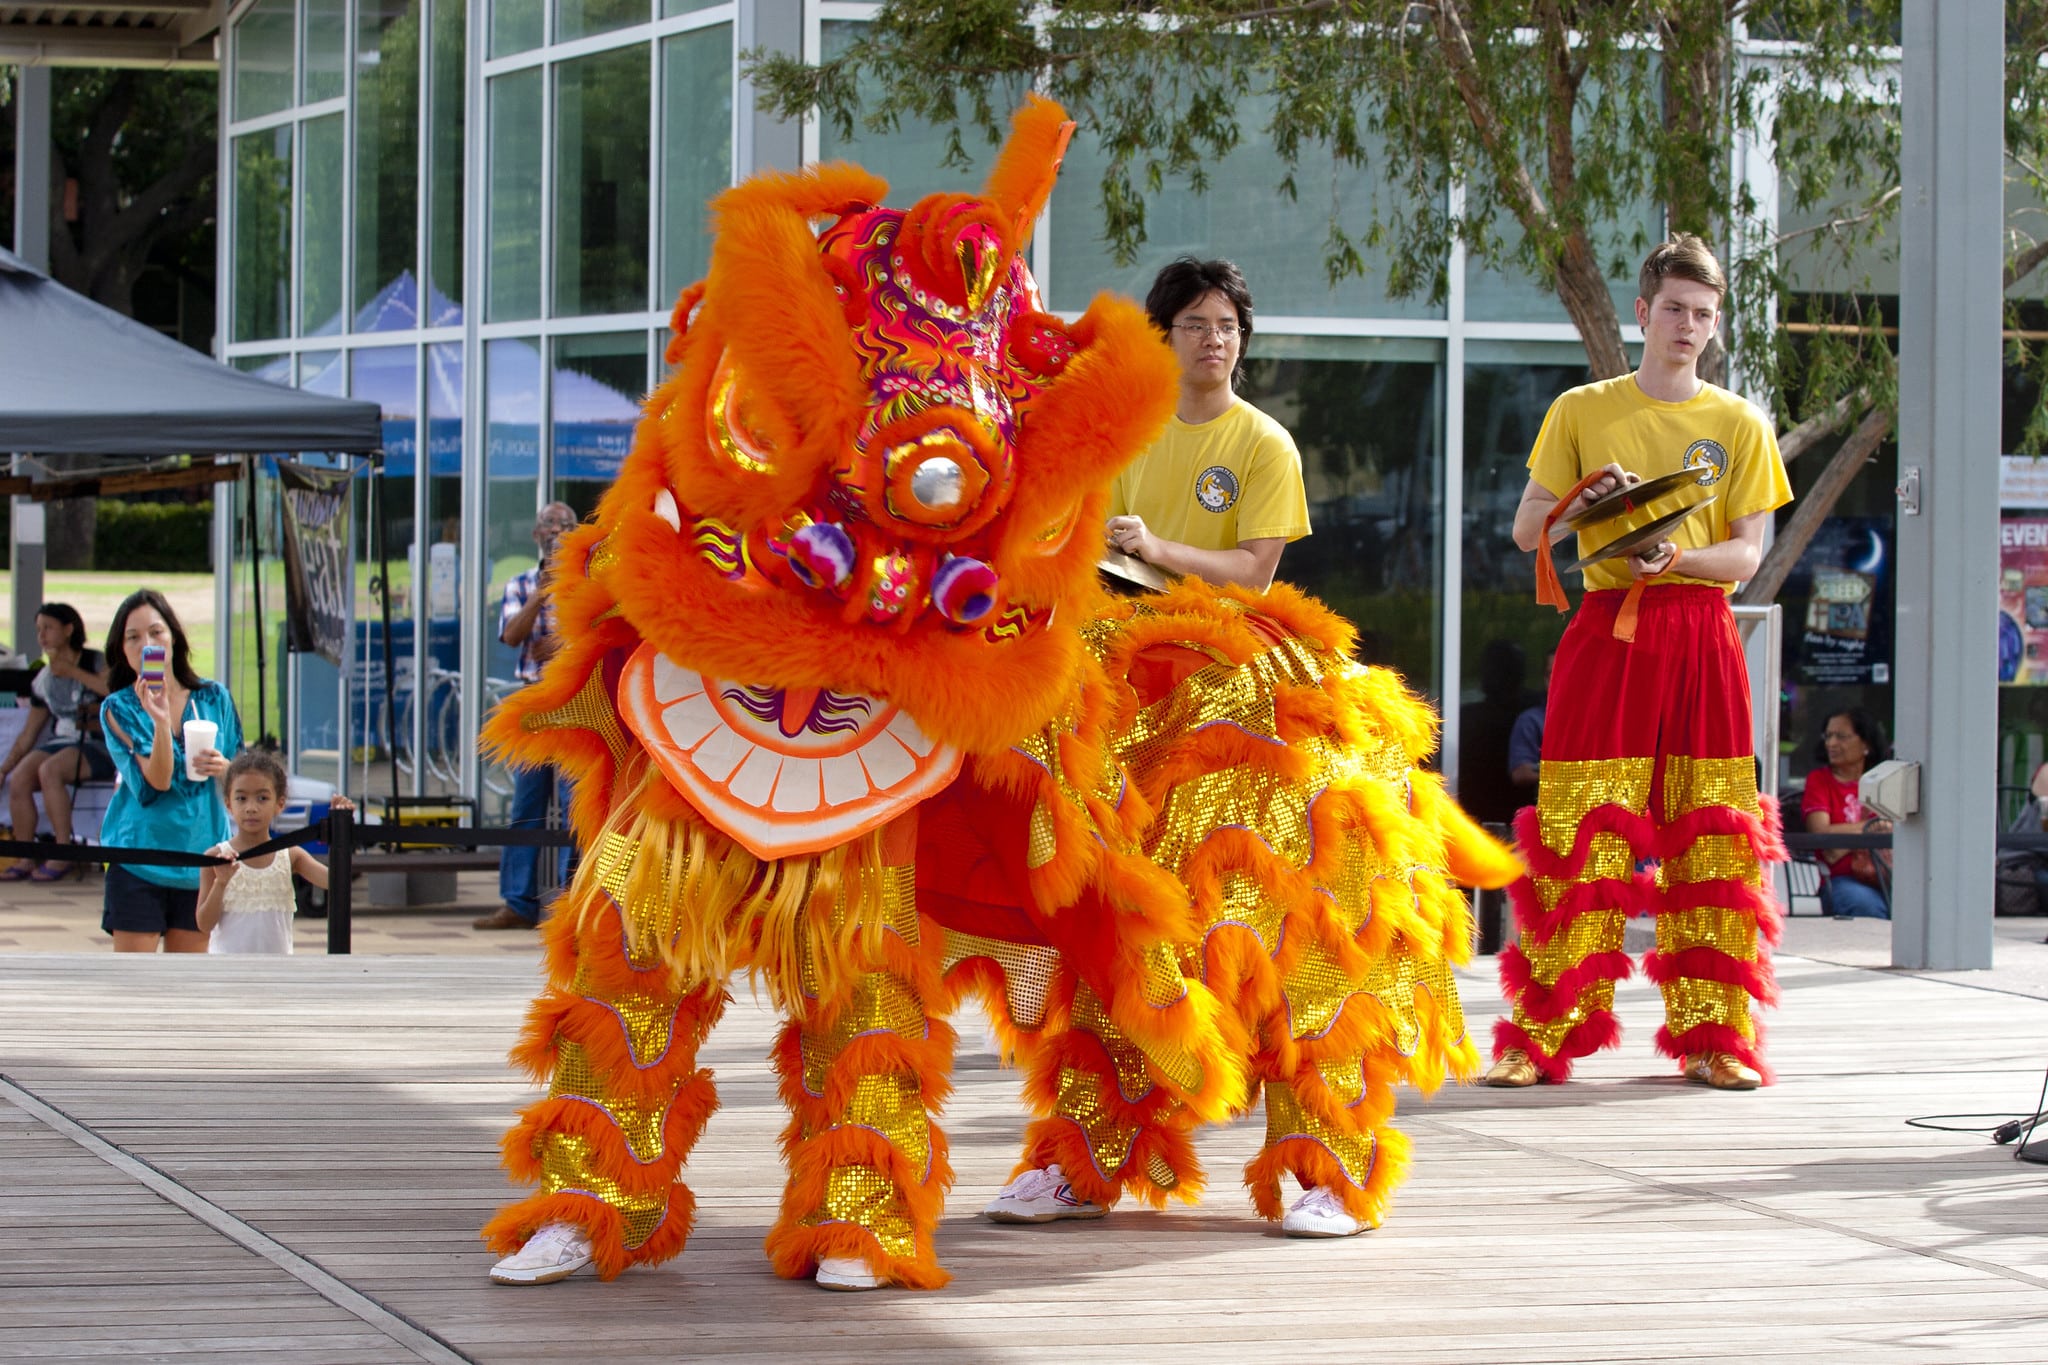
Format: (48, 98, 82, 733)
(765, 960, 956, 1290)
(1019, 980, 1201, 1208)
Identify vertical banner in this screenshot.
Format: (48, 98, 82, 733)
(1786, 516, 1894, 686)
(2000, 517, 2048, 685)
(277, 461, 353, 666)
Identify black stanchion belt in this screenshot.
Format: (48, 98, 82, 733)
(0, 822, 329, 869)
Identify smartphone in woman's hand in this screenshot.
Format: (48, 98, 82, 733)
(140, 643, 166, 692)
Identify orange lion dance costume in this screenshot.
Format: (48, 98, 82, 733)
(480, 96, 1518, 1292)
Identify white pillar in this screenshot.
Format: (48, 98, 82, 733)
(11, 65, 50, 658)
(1891, 0, 2001, 970)
(735, 0, 802, 175)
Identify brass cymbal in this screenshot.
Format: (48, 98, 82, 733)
(1551, 467, 1712, 539)
(1097, 549, 1171, 593)
(1563, 497, 1717, 572)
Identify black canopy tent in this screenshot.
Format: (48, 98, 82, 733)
(0, 245, 399, 803)
(0, 246, 380, 455)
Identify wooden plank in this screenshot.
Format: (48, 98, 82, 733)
(4, 949, 2048, 1362)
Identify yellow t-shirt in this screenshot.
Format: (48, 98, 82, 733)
(1529, 373, 1792, 593)
(1110, 398, 1311, 551)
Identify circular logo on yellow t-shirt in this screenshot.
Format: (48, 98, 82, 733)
(1195, 465, 1240, 512)
(1683, 439, 1728, 485)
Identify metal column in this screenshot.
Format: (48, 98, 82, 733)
(735, 0, 801, 175)
(10, 64, 50, 658)
(1891, 1, 2001, 970)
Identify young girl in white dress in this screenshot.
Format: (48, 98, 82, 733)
(197, 751, 351, 955)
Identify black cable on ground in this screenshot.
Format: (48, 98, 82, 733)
(1906, 1060, 2048, 1164)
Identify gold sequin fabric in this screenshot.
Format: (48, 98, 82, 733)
(1035, 587, 1478, 1205)
(1054, 1062, 1141, 1177)
(799, 1165, 918, 1261)
(786, 856, 941, 1259)
(1098, 600, 1466, 1063)
(537, 1132, 674, 1249)
(1264, 1076, 1375, 1192)
(521, 664, 633, 768)
(941, 931, 1059, 1030)
(1513, 746, 1770, 1058)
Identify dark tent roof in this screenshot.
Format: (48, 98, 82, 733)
(0, 246, 382, 456)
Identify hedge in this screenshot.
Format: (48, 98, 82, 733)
(93, 499, 213, 573)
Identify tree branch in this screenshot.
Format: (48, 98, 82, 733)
(1738, 404, 1891, 605)
(2009, 237, 2048, 292)
(1429, 0, 1555, 237)
(1770, 186, 1900, 252)
(1778, 389, 1865, 465)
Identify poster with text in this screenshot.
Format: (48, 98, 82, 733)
(1999, 518, 2048, 685)
(1784, 517, 1893, 687)
(278, 461, 353, 667)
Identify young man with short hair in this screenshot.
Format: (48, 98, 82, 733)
(1103, 257, 1310, 589)
(1487, 234, 1793, 1091)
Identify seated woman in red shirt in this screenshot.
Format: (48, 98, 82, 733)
(1800, 708, 1892, 919)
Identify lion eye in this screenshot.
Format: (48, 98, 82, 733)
(909, 456, 965, 511)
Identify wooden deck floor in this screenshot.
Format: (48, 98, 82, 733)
(4, 948, 2048, 1364)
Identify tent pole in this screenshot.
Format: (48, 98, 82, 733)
(246, 457, 269, 747)
(375, 454, 398, 816)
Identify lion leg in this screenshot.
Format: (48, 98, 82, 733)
(483, 868, 727, 1279)
(1009, 974, 1204, 1210)
(764, 860, 955, 1289)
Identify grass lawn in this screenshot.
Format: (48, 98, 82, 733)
(0, 571, 218, 677)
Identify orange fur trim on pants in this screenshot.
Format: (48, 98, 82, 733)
(1013, 1004, 1205, 1208)
(763, 971, 957, 1290)
(1246, 1126, 1411, 1228)
(481, 1185, 696, 1281)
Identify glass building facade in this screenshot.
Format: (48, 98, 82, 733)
(223, 0, 1911, 818)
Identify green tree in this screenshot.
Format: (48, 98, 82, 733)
(2, 67, 218, 568)
(751, 2, 2048, 596)
(1, 68, 217, 315)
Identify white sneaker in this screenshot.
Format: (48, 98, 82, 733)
(983, 1163, 1107, 1223)
(489, 1221, 594, 1285)
(1281, 1186, 1367, 1239)
(815, 1255, 881, 1291)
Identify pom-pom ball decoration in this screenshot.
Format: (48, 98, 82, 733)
(787, 521, 856, 591)
(930, 555, 999, 624)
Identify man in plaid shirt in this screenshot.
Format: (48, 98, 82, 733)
(475, 502, 579, 930)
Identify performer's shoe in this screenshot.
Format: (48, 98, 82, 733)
(815, 1256, 882, 1291)
(983, 1164, 1107, 1223)
(488, 1221, 593, 1285)
(1281, 1186, 1371, 1238)
(1684, 1052, 1762, 1090)
(1483, 1048, 1542, 1087)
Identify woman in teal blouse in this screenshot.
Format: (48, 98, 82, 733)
(98, 589, 240, 952)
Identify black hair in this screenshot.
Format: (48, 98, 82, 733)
(1144, 256, 1255, 389)
(105, 589, 205, 693)
(1813, 708, 1890, 768)
(225, 749, 288, 801)
(35, 601, 87, 654)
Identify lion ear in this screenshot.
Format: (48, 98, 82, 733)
(662, 164, 888, 524)
(981, 93, 1076, 256)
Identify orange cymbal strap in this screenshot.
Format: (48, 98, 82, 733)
(1612, 545, 1681, 643)
(1536, 469, 1616, 612)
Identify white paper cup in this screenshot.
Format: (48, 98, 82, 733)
(182, 719, 218, 782)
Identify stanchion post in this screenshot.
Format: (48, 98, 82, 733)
(327, 806, 353, 955)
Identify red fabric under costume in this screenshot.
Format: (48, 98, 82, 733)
(1495, 584, 1785, 1081)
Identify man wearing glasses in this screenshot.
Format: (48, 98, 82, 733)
(1104, 257, 1310, 589)
(474, 501, 580, 931)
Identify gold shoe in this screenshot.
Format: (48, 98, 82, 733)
(1483, 1048, 1540, 1088)
(1684, 1052, 1761, 1090)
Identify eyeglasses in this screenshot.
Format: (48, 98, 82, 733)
(1822, 731, 1858, 742)
(1171, 321, 1241, 341)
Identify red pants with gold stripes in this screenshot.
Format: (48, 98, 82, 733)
(1494, 585, 1785, 1081)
